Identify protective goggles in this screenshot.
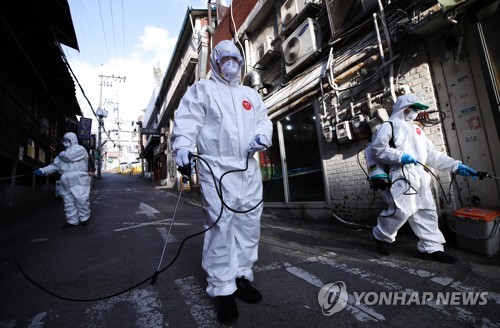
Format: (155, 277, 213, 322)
(61, 138, 71, 144)
(217, 55, 242, 65)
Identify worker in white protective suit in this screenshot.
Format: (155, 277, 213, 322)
(33, 132, 91, 228)
(171, 40, 273, 324)
(370, 94, 476, 264)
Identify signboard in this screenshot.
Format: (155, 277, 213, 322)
(140, 127, 160, 135)
(78, 117, 93, 140)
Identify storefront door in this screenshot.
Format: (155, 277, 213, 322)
(430, 3, 499, 208)
(263, 104, 326, 203)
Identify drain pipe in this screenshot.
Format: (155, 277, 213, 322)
(373, 13, 386, 64)
(377, 0, 396, 102)
(454, 23, 465, 64)
(207, 1, 214, 49)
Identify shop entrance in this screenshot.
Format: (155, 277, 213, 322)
(263, 104, 326, 203)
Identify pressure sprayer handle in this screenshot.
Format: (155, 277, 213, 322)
(177, 164, 191, 183)
(150, 271, 160, 285)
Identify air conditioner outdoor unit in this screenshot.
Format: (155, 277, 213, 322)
(325, 0, 378, 37)
(282, 18, 322, 75)
(254, 34, 276, 67)
(280, 0, 323, 27)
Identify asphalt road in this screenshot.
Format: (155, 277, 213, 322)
(1, 173, 499, 328)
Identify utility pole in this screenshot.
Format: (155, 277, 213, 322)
(113, 102, 122, 164)
(96, 106, 107, 180)
(96, 73, 126, 179)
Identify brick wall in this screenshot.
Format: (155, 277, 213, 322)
(212, 0, 257, 45)
(323, 136, 380, 224)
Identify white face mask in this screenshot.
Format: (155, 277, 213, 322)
(220, 60, 240, 81)
(62, 139, 71, 148)
(405, 110, 418, 122)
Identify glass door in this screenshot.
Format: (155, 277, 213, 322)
(263, 104, 325, 202)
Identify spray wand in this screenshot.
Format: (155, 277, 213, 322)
(0, 174, 31, 181)
(150, 163, 192, 285)
(473, 171, 499, 180)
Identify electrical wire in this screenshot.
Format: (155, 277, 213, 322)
(229, 3, 247, 76)
(59, 48, 117, 148)
(108, 0, 118, 62)
(121, 0, 125, 62)
(96, 0, 111, 62)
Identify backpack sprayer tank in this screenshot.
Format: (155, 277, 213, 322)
(365, 142, 391, 191)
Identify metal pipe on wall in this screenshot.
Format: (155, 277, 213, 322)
(377, 0, 396, 102)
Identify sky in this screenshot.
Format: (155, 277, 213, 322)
(63, 0, 210, 137)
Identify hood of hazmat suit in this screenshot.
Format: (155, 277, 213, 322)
(210, 40, 244, 84)
(62, 132, 79, 148)
(41, 132, 89, 176)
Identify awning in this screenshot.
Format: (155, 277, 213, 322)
(140, 136, 160, 158)
(265, 61, 327, 119)
(0, 0, 81, 116)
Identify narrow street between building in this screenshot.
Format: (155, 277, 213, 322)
(1, 173, 499, 328)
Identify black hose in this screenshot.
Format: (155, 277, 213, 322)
(0, 147, 273, 302)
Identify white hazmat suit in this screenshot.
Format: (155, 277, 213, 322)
(37, 132, 91, 226)
(371, 94, 461, 254)
(172, 40, 273, 298)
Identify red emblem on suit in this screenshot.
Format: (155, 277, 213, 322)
(242, 100, 252, 110)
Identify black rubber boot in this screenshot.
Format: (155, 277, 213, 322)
(234, 277, 263, 304)
(216, 294, 238, 324)
(62, 223, 79, 229)
(418, 251, 458, 264)
(374, 237, 391, 256)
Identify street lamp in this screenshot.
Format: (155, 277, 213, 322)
(96, 107, 108, 179)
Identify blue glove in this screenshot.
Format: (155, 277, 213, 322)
(249, 135, 268, 151)
(33, 169, 44, 176)
(456, 163, 477, 177)
(401, 153, 418, 165)
(175, 148, 191, 167)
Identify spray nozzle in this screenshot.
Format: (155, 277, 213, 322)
(150, 271, 160, 285)
(473, 171, 490, 180)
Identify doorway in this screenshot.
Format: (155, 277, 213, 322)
(429, 5, 500, 208)
(263, 104, 326, 203)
